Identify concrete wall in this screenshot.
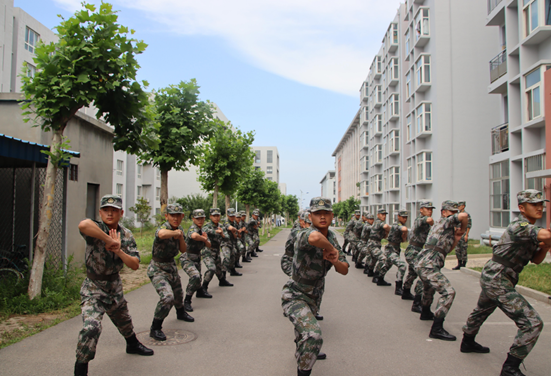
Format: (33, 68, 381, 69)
(252, 146, 280, 183)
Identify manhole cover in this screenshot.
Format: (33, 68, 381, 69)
(136, 329, 197, 346)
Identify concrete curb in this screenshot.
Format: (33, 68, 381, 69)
(461, 267, 551, 305)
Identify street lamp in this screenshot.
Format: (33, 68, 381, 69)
(300, 190, 309, 210)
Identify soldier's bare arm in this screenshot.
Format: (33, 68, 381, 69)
(108, 230, 139, 270)
(401, 227, 408, 242)
(178, 235, 187, 254)
(158, 228, 183, 240)
(383, 223, 391, 237)
(426, 217, 434, 226)
(78, 219, 119, 250)
(533, 229, 551, 264)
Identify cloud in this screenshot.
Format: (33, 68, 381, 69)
(111, 0, 402, 96)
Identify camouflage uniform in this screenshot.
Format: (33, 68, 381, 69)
(202, 215, 226, 283)
(238, 212, 248, 260)
(415, 206, 461, 319)
(281, 211, 310, 277)
(76, 200, 141, 363)
(376, 219, 407, 282)
(356, 216, 373, 266)
(455, 205, 472, 264)
(147, 220, 184, 321)
(344, 215, 359, 259)
(181, 222, 206, 296)
(352, 217, 366, 260)
(245, 213, 260, 256)
(220, 217, 234, 273)
(282, 198, 349, 373)
(463, 211, 545, 360)
(367, 214, 388, 271)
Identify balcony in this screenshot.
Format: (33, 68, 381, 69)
(490, 50, 507, 83)
(487, 0, 503, 14)
(491, 123, 509, 155)
(487, 0, 505, 26)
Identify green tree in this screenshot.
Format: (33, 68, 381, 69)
(197, 120, 255, 209)
(235, 167, 266, 220)
(281, 194, 299, 227)
(258, 179, 281, 235)
(22, 2, 153, 299)
(140, 79, 215, 212)
(342, 196, 360, 221)
(129, 197, 152, 234)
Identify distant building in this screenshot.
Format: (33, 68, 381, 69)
(279, 183, 287, 195)
(252, 146, 280, 184)
(320, 171, 336, 203)
(332, 111, 361, 203)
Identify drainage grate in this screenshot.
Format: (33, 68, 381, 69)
(136, 329, 197, 346)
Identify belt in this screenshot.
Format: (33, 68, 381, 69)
(152, 255, 175, 263)
(424, 244, 447, 256)
(388, 242, 400, 247)
(87, 271, 120, 282)
(492, 255, 522, 273)
(292, 274, 319, 286)
(410, 241, 424, 248)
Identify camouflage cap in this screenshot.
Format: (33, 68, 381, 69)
(252, 209, 260, 216)
(227, 208, 236, 216)
(192, 209, 206, 218)
(419, 200, 435, 209)
(398, 209, 409, 217)
(366, 213, 374, 219)
(377, 208, 388, 214)
(517, 189, 550, 204)
(458, 201, 466, 207)
(166, 204, 184, 214)
(240, 211, 246, 217)
(309, 197, 333, 212)
(297, 210, 304, 218)
(354, 210, 361, 215)
(301, 210, 312, 224)
(442, 200, 460, 211)
(210, 208, 221, 216)
(100, 195, 122, 210)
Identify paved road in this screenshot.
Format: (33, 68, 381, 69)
(1, 229, 551, 375)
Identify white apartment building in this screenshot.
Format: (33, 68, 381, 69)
(336, 0, 502, 236)
(320, 171, 337, 203)
(279, 183, 287, 195)
(333, 110, 361, 203)
(253, 146, 280, 183)
(485, 0, 551, 233)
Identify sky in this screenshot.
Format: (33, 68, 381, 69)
(17, 0, 402, 208)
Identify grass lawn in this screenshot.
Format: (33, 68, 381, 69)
(470, 263, 551, 295)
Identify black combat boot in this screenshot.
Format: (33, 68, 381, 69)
(257, 248, 264, 252)
(460, 333, 490, 353)
(395, 281, 404, 295)
(317, 352, 327, 360)
(351, 254, 357, 263)
(367, 268, 374, 277)
(126, 334, 154, 355)
(149, 319, 166, 341)
(230, 268, 243, 276)
(401, 287, 415, 300)
(429, 318, 456, 341)
(176, 307, 195, 322)
(355, 262, 364, 269)
(500, 353, 525, 376)
(419, 305, 434, 320)
(183, 294, 194, 312)
(315, 313, 324, 321)
(242, 254, 251, 263)
(235, 260, 243, 268)
(219, 273, 234, 287)
(297, 369, 312, 376)
(196, 282, 212, 298)
(452, 261, 462, 270)
(251, 251, 259, 257)
(411, 295, 422, 313)
(462, 260, 467, 267)
(363, 264, 370, 274)
(372, 272, 379, 284)
(74, 361, 88, 376)
(377, 277, 391, 286)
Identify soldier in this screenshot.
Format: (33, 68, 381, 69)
(402, 201, 435, 308)
(346, 210, 360, 265)
(369, 209, 391, 282)
(74, 195, 152, 376)
(374, 210, 408, 293)
(352, 212, 367, 264)
(202, 208, 234, 294)
(245, 210, 261, 258)
(181, 209, 212, 304)
(415, 200, 468, 341)
(342, 214, 355, 257)
(221, 208, 242, 277)
(240, 212, 252, 263)
(281, 197, 349, 376)
(452, 200, 472, 270)
(232, 210, 245, 269)
(282, 211, 307, 277)
(358, 213, 375, 275)
(148, 204, 194, 342)
(461, 190, 551, 376)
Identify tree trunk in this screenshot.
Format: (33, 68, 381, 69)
(28, 129, 63, 299)
(213, 183, 219, 208)
(262, 216, 265, 236)
(225, 195, 231, 214)
(161, 169, 168, 213)
(245, 204, 250, 222)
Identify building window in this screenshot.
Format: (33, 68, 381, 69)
(267, 177, 273, 181)
(416, 103, 432, 134)
(490, 160, 510, 228)
(523, 0, 544, 37)
(156, 187, 160, 201)
(371, 174, 383, 193)
(407, 159, 412, 184)
(406, 71, 411, 98)
(116, 160, 123, 175)
(389, 58, 399, 81)
(116, 183, 123, 197)
(374, 114, 382, 133)
(373, 144, 382, 164)
(69, 164, 78, 181)
(25, 27, 39, 53)
(415, 7, 430, 41)
(156, 169, 160, 180)
(389, 166, 400, 189)
(267, 150, 273, 163)
(255, 150, 261, 163)
(137, 186, 142, 198)
(406, 114, 412, 141)
(254, 166, 260, 170)
(415, 55, 431, 87)
(525, 154, 546, 191)
(417, 152, 432, 182)
(137, 164, 142, 179)
(389, 94, 399, 117)
(389, 130, 400, 153)
(376, 55, 382, 74)
(405, 28, 410, 53)
(26, 63, 36, 78)
(525, 68, 542, 121)
(267, 166, 273, 174)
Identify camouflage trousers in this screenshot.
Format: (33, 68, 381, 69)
(376, 245, 406, 281)
(221, 242, 233, 272)
(368, 241, 385, 270)
(245, 233, 259, 253)
(455, 235, 468, 262)
(233, 240, 244, 265)
(202, 247, 223, 283)
(180, 252, 202, 296)
(281, 254, 293, 277)
(76, 278, 134, 363)
(237, 238, 246, 257)
(463, 262, 543, 359)
(147, 260, 184, 320)
(417, 266, 456, 319)
(282, 282, 324, 372)
(403, 245, 422, 290)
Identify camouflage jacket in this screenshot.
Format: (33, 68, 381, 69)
(152, 221, 183, 260)
(81, 220, 139, 276)
(369, 219, 387, 242)
(417, 213, 460, 268)
(483, 213, 542, 282)
(237, 220, 247, 240)
(387, 222, 405, 245)
(203, 221, 228, 249)
(185, 223, 206, 255)
(246, 219, 258, 235)
(284, 226, 302, 257)
(220, 219, 235, 245)
(361, 223, 372, 242)
(345, 218, 358, 240)
(292, 226, 348, 289)
(353, 220, 365, 238)
(292, 220, 301, 231)
(409, 215, 432, 247)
